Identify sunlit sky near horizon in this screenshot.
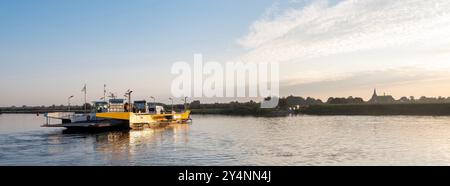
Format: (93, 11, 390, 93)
(1, 0, 450, 106)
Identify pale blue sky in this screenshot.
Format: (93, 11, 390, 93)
(0, 0, 275, 106)
(0, 0, 272, 69)
(1, 0, 450, 106)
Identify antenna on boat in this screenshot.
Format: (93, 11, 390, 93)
(125, 90, 133, 112)
(108, 92, 117, 99)
(82, 84, 87, 114)
(169, 97, 174, 113)
(181, 97, 188, 111)
(103, 84, 107, 101)
(150, 96, 155, 105)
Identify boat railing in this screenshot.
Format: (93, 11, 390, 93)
(44, 112, 75, 120)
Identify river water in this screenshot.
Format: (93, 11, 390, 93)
(1, 114, 450, 165)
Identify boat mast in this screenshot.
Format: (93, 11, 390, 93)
(184, 96, 188, 111)
(68, 95, 74, 112)
(169, 97, 174, 113)
(125, 89, 133, 112)
(103, 84, 106, 101)
(82, 84, 87, 114)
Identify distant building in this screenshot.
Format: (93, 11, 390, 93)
(189, 100, 201, 109)
(369, 89, 395, 104)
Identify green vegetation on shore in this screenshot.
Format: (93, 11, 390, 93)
(0, 105, 90, 114)
(185, 95, 450, 116)
(184, 101, 288, 117)
(3, 95, 450, 117)
(301, 103, 450, 116)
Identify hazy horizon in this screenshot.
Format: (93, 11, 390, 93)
(1, 88, 449, 107)
(1, 0, 450, 106)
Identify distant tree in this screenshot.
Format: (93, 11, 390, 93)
(399, 97, 409, 103)
(327, 97, 364, 104)
(190, 100, 201, 109)
(82, 103, 92, 110)
(352, 97, 364, 103)
(327, 97, 346, 104)
(286, 95, 306, 106)
(327, 97, 335, 104)
(306, 97, 318, 105)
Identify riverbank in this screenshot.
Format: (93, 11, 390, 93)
(3, 103, 450, 116)
(300, 103, 450, 116)
(191, 108, 290, 117)
(191, 103, 450, 116)
(0, 109, 86, 114)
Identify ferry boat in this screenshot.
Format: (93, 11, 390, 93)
(42, 98, 191, 130)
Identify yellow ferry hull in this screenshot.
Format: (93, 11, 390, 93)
(96, 110, 191, 129)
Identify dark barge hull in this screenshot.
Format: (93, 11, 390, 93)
(42, 119, 130, 130)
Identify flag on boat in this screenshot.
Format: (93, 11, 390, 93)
(81, 84, 86, 92)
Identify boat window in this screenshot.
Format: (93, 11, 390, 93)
(109, 99, 125, 112)
(134, 101, 147, 113)
(93, 102, 108, 113)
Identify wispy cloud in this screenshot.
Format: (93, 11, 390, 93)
(282, 67, 450, 87)
(237, 0, 450, 63)
(280, 67, 450, 98)
(233, 0, 450, 97)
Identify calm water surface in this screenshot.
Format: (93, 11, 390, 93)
(1, 114, 450, 165)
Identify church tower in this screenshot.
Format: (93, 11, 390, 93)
(369, 88, 395, 104)
(370, 89, 378, 103)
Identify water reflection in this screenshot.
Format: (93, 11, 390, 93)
(71, 124, 193, 164)
(0, 123, 193, 165)
(4, 114, 450, 165)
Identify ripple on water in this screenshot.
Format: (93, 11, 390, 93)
(3, 114, 450, 165)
